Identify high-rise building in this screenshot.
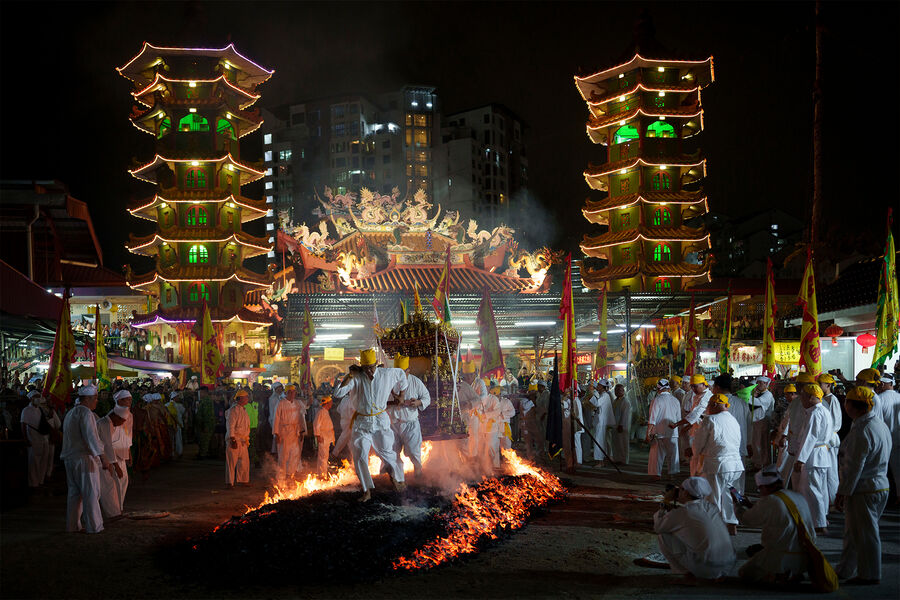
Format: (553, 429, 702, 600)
(261, 85, 439, 252)
(433, 104, 529, 228)
(574, 21, 714, 292)
(118, 43, 273, 359)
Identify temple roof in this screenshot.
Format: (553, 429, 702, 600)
(581, 256, 712, 288)
(128, 193, 267, 223)
(582, 191, 708, 221)
(117, 43, 273, 90)
(126, 263, 271, 291)
(586, 78, 701, 112)
(132, 73, 261, 110)
(581, 224, 710, 255)
(130, 101, 262, 137)
(584, 156, 706, 190)
(341, 258, 547, 294)
(126, 228, 271, 258)
(130, 305, 272, 328)
(129, 154, 265, 186)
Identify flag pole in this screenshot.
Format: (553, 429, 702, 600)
(434, 322, 440, 428)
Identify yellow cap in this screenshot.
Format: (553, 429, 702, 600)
(803, 384, 823, 399)
(393, 354, 410, 370)
(817, 373, 835, 384)
(528, 383, 538, 391)
(783, 384, 797, 393)
(671, 375, 682, 385)
(462, 362, 476, 374)
(285, 384, 297, 391)
(710, 393, 730, 408)
(360, 348, 377, 366)
(490, 385, 502, 395)
(320, 395, 333, 404)
(856, 368, 879, 385)
(796, 372, 816, 384)
(234, 389, 249, 399)
(847, 386, 875, 410)
(690, 374, 707, 385)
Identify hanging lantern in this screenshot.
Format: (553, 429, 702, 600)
(824, 324, 843, 346)
(856, 333, 877, 354)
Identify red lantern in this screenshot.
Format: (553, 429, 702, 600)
(824, 324, 843, 347)
(856, 333, 877, 354)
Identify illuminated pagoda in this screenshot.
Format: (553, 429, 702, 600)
(118, 43, 275, 362)
(574, 18, 714, 292)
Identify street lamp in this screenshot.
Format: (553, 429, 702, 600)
(164, 340, 173, 363)
(254, 342, 262, 366)
(144, 343, 152, 361)
(229, 339, 237, 367)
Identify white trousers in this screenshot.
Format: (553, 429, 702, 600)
(573, 432, 582, 464)
(657, 532, 734, 579)
(99, 459, 128, 517)
(649, 438, 679, 476)
(751, 420, 771, 466)
(64, 456, 103, 533)
(592, 422, 609, 461)
(827, 445, 840, 502)
(466, 416, 482, 458)
(706, 470, 743, 525)
(798, 464, 830, 528)
(481, 430, 501, 468)
(27, 435, 50, 487)
(350, 427, 403, 492)
(316, 440, 331, 475)
(391, 419, 424, 476)
(277, 438, 301, 479)
(612, 428, 630, 464)
(170, 426, 183, 457)
(225, 439, 249, 485)
(838, 490, 889, 581)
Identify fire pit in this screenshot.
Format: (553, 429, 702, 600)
(183, 448, 566, 585)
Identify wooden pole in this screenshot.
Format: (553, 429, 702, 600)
(811, 0, 824, 254)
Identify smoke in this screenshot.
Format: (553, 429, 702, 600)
(511, 188, 561, 251)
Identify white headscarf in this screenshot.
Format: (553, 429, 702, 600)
(681, 477, 712, 499)
(78, 384, 98, 396)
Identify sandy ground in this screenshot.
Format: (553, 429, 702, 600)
(2, 441, 898, 600)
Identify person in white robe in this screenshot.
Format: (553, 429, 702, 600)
(386, 355, 431, 477)
(96, 400, 130, 519)
(165, 391, 185, 459)
(610, 383, 632, 465)
(561, 388, 584, 464)
(748, 376, 775, 468)
(875, 373, 900, 503)
(332, 394, 356, 459)
(21, 390, 51, 487)
(673, 374, 713, 476)
(479, 385, 506, 468)
(793, 384, 834, 533)
(713, 374, 749, 491)
(273, 384, 307, 480)
(673, 376, 690, 462)
(61, 385, 110, 534)
(267, 382, 285, 453)
(775, 383, 801, 478)
(497, 389, 516, 451)
(836, 386, 892, 584)
(734, 466, 815, 582)
(225, 389, 251, 487)
(647, 379, 681, 479)
(588, 380, 615, 464)
(313, 395, 335, 475)
(692, 393, 745, 532)
(458, 362, 488, 460)
(817, 373, 842, 502)
(333, 348, 408, 501)
(44, 402, 62, 480)
(653, 476, 736, 579)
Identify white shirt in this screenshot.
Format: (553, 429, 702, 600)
(738, 490, 815, 565)
(749, 389, 775, 422)
(225, 404, 250, 442)
(692, 410, 744, 474)
(837, 409, 892, 495)
(387, 373, 431, 423)
(267, 390, 285, 428)
(60, 404, 104, 460)
(653, 499, 736, 576)
(20, 404, 46, 444)
(589, 390, 615, 430)
(821, 392, 842, 447)
(333, 367, 408, 433)
(97, 411, 132, 462)
(726, 394, 751, 457)
(612, 394, 632, 428)
(313, 405, 335, 445)
(685, 388, 713, 425)
(273, 398, 305, 438)
(649, 392, 681, 439)
(562, 395, 584, 434)
(795, 403, 834, 468)
(779, 397, 807, 454)
(877, 388, 900, 445)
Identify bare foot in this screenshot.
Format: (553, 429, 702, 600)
(358, 490, 372, 503)
(727, 523, 737, 536)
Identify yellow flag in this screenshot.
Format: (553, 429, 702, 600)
(718, 293, 733, 374)
(95, 304, 110, 391)
(413, 280, 423, 313)
(198, 303, 222, 385)
(43, 294, 76, 408)
(762, 258, 777, 377)
(872, 221, 898, 368)
(796, 251, 822, 377)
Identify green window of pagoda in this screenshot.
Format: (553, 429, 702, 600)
(186, 205, 208, 227)
(217, 118, 236, 140)
(187, 282, 210, 303)
(651, 171, 671, 191)
(188, 244, 209, 264)
(158, 117, 171, 139)
(613, 124, 639, 144)
(653, 208, 672, 226)
(185, 168, 207, 189)
(620, 178, 630, 194)
(646, 120, 675, 138)
(178, 113, 210, 132)
(621, 247, 632, 262)
(653, 244, 672, 262)
(654, 278, 672, 292)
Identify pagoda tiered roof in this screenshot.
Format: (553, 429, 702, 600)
(131, 73, 262, 110)
(582, 191, 708, 223)
(575, 53, 714, 101)
(581, 256, 712, 287)
(126, 228, 271, 258)
(586, 107, 703, 145)
(584, 156, 706, 191)
(129, 101, 262, 137)
(126, 263, 271, 291)
(581, 225, 710, 256)
(586, 79, 701, 116)
(117, 43, 274, 90)
(128, 192, 267, 223)
(131, 305, 272, 328)
(129, 153, 265, 185)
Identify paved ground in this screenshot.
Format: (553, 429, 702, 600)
(1, 441, 898, 599)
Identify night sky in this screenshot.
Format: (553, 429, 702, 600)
(1, 1, 897, 272)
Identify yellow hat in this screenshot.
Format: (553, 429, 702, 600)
(783, 384, 797, 393)
(360, 348, 377, 367)
(285, 384, 297, 391)
(528, 383, 538, 391)
(796, 372, 816, 384)
(803, 384, 823, 399)
(234, 389, 249, 399)
(846, 385, 875, 410)
(856, 368, 879, 385)
(817, 373, 835, 384)
(690, 374, 707, 385)
(671, 375, 682, 385)
(320, 395, 333, 404)
(490, 385, 502, 395)
(710, 393, 730, 408)
(462, 362, 476, 375)
(393, 354, 410, 370)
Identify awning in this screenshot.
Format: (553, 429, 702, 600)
(0, 259, 63, 320)
(72, 365, 139, 380)
(110, 356, 190, 372)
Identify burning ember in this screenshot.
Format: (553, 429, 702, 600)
(185, 446, 565, 586)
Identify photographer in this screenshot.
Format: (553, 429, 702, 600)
(653, 476, 736, 580)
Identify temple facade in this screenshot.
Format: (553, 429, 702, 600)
(574, 35, 714, 292)
(118, 43, 274, 364)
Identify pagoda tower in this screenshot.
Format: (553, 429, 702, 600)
(118, 43, 274, 362)
(574, 21, 714, 293)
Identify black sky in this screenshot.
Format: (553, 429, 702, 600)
(1, 1, 897, 272)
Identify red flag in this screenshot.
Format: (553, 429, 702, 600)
(476, 288, 504, 379)
(558, 253, 577, 392)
